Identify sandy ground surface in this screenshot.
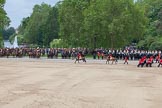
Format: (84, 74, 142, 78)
(0, 58, 162, 108)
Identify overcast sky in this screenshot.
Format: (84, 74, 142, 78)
(4, 0, 60, 29)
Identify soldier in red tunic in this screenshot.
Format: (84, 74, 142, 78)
(137, 56, 146, 67)
(146, 56, 153, 67)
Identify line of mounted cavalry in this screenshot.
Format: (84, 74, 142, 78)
(0, 48, 162, 67)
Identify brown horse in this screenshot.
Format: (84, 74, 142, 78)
(0, 49, 4, 57)
(35, 50, 41, 58)
(74, 56, 86, 63)
(106, 56, 117, 64)
(5, 48, 10, 58)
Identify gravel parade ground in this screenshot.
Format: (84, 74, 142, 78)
(0, 58, 162, 108)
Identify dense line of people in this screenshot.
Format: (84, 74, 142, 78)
(0, 47, 162, 67)
(92, 49, 162, 60)
(0, 47, 88, 59)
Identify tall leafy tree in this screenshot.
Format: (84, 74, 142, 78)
(2, 27, 15, 40)
(43, 6, 59, 47)
(24, 3, 52, 46)
(18, 17, 30, 35)
(137, 0, 162, 50)
(0, 0, 10, 47)
(59, 0, 90, 47)
(59, 0, 146, 48)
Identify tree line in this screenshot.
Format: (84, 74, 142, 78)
(1, 0, 162, 50)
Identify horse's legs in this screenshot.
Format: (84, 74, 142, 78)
(141, 63, 144, 67)
(115, 59, 117, 64)
(83, 59, 85, 63)
(74, 59, 77, 64)
(137, 64, 140, 67)
(158, 63, 161, 67)
(83, 58, 86, 63)
(107, 59, 110, 64)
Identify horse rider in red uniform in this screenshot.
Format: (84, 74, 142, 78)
(124, 56, 128, 64)
(97, 52, 100, 59)
(77, 52, 81, 60)
(158, 57, 162, 67)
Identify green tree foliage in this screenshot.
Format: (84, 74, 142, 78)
(0, 0, 10, 47)
(0, 0, 10, 28)
(42, 6, 59, 47)
(23, 3, 52, 46)
(18, 0, 148, 49)
(50, 39, 63, 48)
(137, 0, 162, 50)
(59, 0, 89, 48)
(18, 17, 30, 35)
(59, 0, 146, 48)
(19, 3, 59, 47)
(2, 27, 15, 40)
(9, 34, 24, 45)
(17, 17, 30, 44)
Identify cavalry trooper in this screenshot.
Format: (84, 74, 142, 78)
(97, 51, 100, 59)
(36, 47, 40, 52)
(77, 52, 81, 60)
(124, 54, 129, 64)
(123, 53, 129, 64)
(158, 57, 162, 67)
